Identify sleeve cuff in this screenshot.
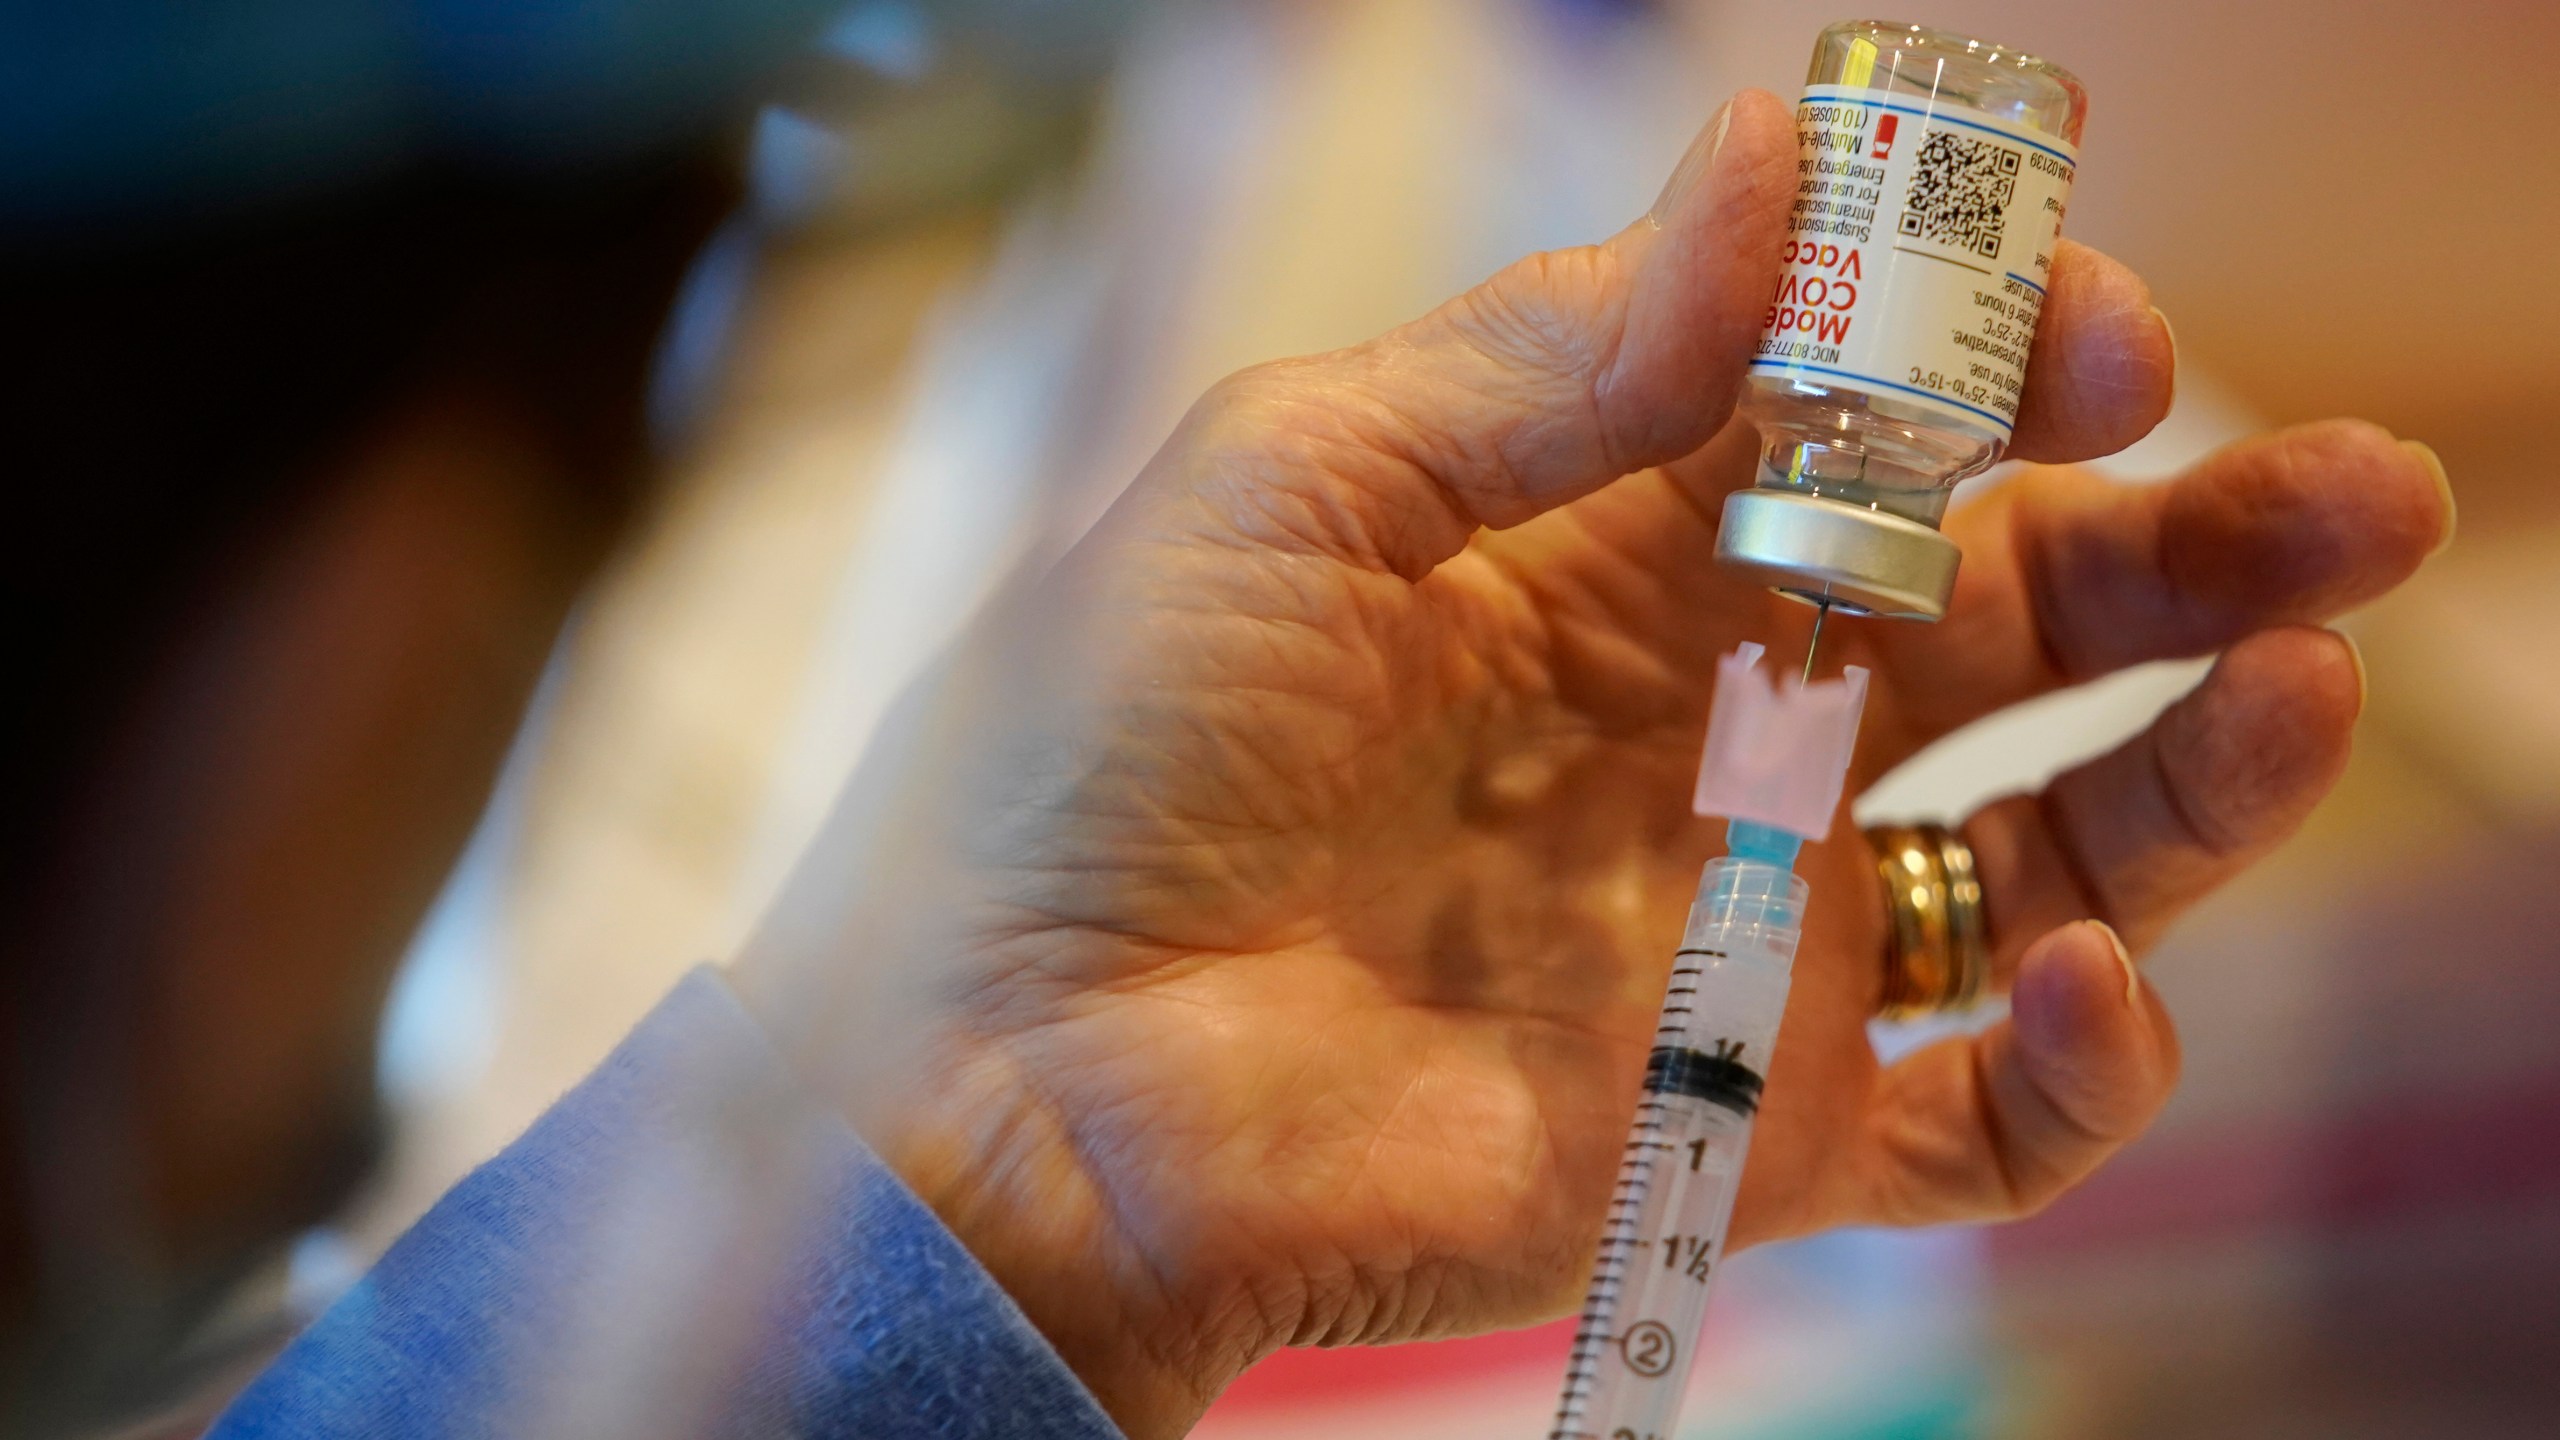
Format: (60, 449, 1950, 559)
(212, 965, 1122, 1439)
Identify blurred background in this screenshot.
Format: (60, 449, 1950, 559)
(10, 1, 2558, 1436)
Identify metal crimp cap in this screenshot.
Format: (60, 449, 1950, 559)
(1714, 488, 1961, 622)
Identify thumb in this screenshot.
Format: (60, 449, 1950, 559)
(1155, 89, 1796, 579)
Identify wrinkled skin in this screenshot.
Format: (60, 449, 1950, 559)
(736, 91, 2453, 1438)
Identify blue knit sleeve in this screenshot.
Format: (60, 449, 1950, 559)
(209, 967, 1121, 1439)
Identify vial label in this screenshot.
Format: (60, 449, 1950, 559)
(1751, 83, 2078, 438)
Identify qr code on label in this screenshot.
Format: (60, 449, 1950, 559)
(1899, 129, 2021, 260)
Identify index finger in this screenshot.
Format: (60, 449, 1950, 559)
(2004, 239, 2177, 464)
(1858, 420, 2450, 773)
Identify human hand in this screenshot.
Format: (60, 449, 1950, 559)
(735, 90, 2453, 1438)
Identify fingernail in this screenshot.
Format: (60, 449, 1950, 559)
(2150, 305, 2179, 405)
(2401, 440, 2457, 557)
(2330, 627, 2368, 715)
(1649, 101, 1733, 228)
(2089, 920, 2139, 1003)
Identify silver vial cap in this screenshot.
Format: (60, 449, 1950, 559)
(1714, 489, 1961, 621)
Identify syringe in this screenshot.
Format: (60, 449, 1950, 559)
(1547, 822, 1806, 1440)
(1548, 637, 1866, 1440)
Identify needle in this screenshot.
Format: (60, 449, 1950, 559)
(1801, 599, 1830, 686)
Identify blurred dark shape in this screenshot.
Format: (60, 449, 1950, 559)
(4, 145, 743, 1432)
(0, 0, 845, 1427)
(0, 0, 837, 235)
(0, 0, 1145, 1426)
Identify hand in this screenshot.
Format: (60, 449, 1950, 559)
(735, 90, 2453, 1438)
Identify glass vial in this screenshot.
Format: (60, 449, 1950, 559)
(1717, 21, 2087, 620)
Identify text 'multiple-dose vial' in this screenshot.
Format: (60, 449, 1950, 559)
(1718, 20, 2088, 621)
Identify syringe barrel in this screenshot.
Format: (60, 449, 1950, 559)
(1665, 858, 1808, 1072)
(1549, 856, 1811, 1440)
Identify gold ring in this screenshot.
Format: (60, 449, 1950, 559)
(1866, 823, 1989, 1018)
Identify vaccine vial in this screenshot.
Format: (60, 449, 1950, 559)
(1717, 21, 2087, 620)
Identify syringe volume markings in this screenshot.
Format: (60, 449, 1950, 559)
(1641, 1042, 1767, 1115)
(1658, 1234, 1714, 1281)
